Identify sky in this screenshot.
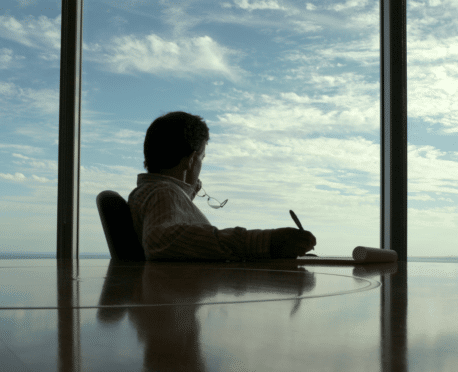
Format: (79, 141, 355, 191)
(1, 0, 457, 257)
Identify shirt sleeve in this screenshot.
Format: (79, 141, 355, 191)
(137, 186, 273, 261)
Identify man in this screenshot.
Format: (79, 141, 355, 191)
(128, 111, 316, 261)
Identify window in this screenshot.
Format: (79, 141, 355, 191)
(80, 0, 380, 257)
(0, 1, 61, 258)
(407, 0, 458, 257)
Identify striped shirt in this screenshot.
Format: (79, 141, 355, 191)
(128, 173, 273, 261)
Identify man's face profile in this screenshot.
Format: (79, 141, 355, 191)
(185, 142, 206, 186)
(159, 141, 206, 187)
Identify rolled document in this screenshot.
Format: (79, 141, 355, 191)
(352, 246, 398, 263)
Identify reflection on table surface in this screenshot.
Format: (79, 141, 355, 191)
(0, 258, 457, 371)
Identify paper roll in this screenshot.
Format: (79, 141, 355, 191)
(352, 246, 398, 263)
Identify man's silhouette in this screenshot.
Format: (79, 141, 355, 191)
(128, 111, 316, 261)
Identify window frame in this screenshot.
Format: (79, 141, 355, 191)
(57, 0, 83, 259)
(56, 0, 408, 261)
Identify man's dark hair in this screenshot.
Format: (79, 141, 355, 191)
(143, 111, 210, 173)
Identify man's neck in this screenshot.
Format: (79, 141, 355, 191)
(158, 169, 187, 183)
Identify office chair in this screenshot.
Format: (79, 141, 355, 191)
(96, 190, 146, 261)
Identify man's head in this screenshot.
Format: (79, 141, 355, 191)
(143, 111, 210, 184)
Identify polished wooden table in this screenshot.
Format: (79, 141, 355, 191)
(0, 257, 456, 371)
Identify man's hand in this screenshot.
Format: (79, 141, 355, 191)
(270, 228, 316, 259)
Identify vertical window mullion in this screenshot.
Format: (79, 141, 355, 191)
(380, 0, 407, 261)
(57, 0, 84, 260)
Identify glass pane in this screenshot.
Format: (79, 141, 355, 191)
(0, 1, 61, 258)
(407, 0, 458, 258)
(81, 1, 380, 258)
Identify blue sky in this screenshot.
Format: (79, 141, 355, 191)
(1, 0, 457, 257)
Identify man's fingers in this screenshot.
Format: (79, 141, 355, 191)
(301, 230, 316, 246)
(195, 179, 202, 193)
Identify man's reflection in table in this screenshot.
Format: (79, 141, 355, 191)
(97, 260, 316, 371)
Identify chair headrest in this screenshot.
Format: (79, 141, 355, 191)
(96, 190, 145, 261)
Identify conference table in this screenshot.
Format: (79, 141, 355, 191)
(0, 256, 456, 371)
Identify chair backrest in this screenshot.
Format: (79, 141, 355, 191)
(96, 190, 146, 261)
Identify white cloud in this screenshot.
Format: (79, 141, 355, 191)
(93, 33, 243, 81)
(0, 81, 17, 96)
(289, 20, 323, 33)
(109, 15, 129, 26)
(31, 175, 50, 183)
(12, 153, 58, 172)
(408, 35, 458, 63)
(330, 0, 369, 12)
(0, 172, 26, 181)
(280, 92, 311, 104)
(283, 32, 379, 75)
(114, 129, 143, 138)
(0, 143, 44, 154)
(14, 123, 58, 143)
(12, 153, 29, 160)
(79, 164, 140, 197)
(233, 0, 285, 11)
(0, 48, 25, 69)
(0, 15, 61, 51)
(110, 129, 144, 145)
(0, 81, 59, 116)
(211, 90, 378, 134)
(16, 0, 38, 7)
(407, 32, 458, 132)
(20, 87, 59, 115)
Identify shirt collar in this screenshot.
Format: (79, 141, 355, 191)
(137, 173, 196, 200)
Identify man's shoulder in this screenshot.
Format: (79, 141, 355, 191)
(128, 181, 181, 205)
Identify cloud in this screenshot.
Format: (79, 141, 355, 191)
(20, 87, 59, 115)
(233, 0, 285, 11)
(109, 15, 129, 26)
(110, 129, 144, 145)
(0, 48, 25, 69)
(0, 15, 61, 53)
(31, 175, 50, 183)
(79, 163, 140, 196)
(213, 1, 328, 34)
(406, 9, 458, 132)
(408, 36, 458, 63)
(329, 0, 369, 12)
(16, 0, 38, 8)
(0, 81, 17, 96)
(408, 63, 458, 123)
(199, 79, 379, 135)
(75, 118, 146, 147)
(0, 81, 59, 116)
(0, 143, 44, 154)
(11, 153, 58, 172)
(0, 172, 26, 182)
(93, 33, 243, 81)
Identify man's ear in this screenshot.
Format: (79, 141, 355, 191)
(185, 152, 196, 169)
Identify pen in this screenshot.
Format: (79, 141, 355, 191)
(289, 210, 304, 231)
(290, 210, 317, 255)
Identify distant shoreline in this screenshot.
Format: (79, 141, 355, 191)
(0, 252, 111, 259)
(0, 253, 457, 262)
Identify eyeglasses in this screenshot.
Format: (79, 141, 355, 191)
(197, 187, 228, 209)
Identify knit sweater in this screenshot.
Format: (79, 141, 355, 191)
(128, 173, 273, 261)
